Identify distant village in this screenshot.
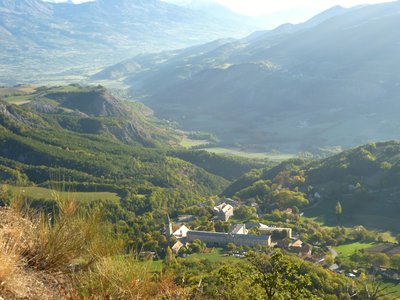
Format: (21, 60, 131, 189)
(164, 197, 400, 283)
(166, 198, 310, 258)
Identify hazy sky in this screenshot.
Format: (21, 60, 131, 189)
(167, 0, 394, 27)
(209, 0, 393, 16)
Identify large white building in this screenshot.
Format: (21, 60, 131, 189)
(186, 224, 270, 248)
(213, 203, 234, 221)
(186, 230, 271, 248)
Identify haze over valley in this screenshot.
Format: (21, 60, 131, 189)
(95, 1, 400, 153)
(2, 1, 400, 299)
(0, 0, 264, 84)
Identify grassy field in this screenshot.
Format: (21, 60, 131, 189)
(143, 248, 238, 273)
(201, 147, 295, 161)
(140, 259, 164, 273)
(0, 85, 36, 96)
(181, 248, 239, 264)
(383, 282, 400, 297)
(179, 137, 210, 148)
(335, 242, 376, 257)
(9, 186, 120, 203)
(2, 94, 32, 105)
(0, 85, 37, 105)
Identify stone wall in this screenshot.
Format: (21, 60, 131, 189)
(187, 230, 271, 247)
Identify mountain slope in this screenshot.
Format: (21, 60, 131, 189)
(0, 0, 263, 84)
(0, 85, 269, 211)
(224, 141, 400, 232)
(100, 2, 400, 153)
(0, 85, 235, 198)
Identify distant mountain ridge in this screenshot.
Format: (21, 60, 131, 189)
(0, 0, 263, 85)
(0, 0, 51, 13)
(96, 1, 400, 153)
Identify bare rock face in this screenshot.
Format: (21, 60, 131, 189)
(0, 102, 40, 128)
(46, 88, 129, 118)
(24, 101, 58, 114)
(0, 102, 11, 116)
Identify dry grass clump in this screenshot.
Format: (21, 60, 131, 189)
(24, 198, 104, 271)
(0, 207, 61, 299)
(76, 256, 188, 300)
(0, 228, 22, 296)
(76, 255, 153, 299)
(0, 191, 116, 299)
(0, 207, 30, 295)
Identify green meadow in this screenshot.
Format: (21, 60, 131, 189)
(201, 147, 295, 161)
(335, 242, 376, 257)
(9, 186, 120, 203)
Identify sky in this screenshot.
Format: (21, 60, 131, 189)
(165, 0, 393, 16)
(209, 0, 394, 26)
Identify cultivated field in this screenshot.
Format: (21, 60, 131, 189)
(181, 248, 239, 264)
(335, 242, 376, 257)
(179, 137, 210, 148)
(9, 186, 120, 203)
(201, 147, 295, 161)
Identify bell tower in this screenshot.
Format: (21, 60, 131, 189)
(166, 214, 173, 239)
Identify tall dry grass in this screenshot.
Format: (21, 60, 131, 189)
(76, 256, 189, 300)
(0, 232, 20, 294)
(0, 208, 33, 298)
(23, 191, 123, 272)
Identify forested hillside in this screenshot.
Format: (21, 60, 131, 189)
(0, 84, 265, 192)
(225, 141, 400, 231)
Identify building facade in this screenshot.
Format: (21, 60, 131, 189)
(213, 203, 234, 221)
(186, 230, 271, 248)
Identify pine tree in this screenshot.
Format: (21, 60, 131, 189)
(164, 246, 177, 267)
(336, 201, 343, 224)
